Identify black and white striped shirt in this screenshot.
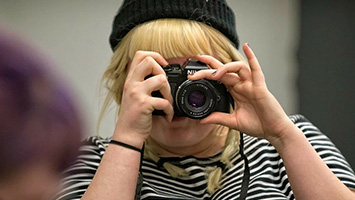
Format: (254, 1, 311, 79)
(56, 115, 355, 199)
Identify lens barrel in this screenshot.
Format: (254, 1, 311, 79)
(176, 79, 220, 119)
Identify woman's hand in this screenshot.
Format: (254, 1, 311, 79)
(113, 51, 174, 146)
(189, 43, 294, 141)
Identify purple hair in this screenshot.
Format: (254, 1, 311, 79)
(0, 29, 83, 177)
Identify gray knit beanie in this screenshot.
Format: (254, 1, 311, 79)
(109, 0, 239, 51)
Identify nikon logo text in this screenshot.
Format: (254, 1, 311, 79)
(187, 70, 198, 75)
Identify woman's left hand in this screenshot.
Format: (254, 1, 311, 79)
(188, 43, 294, 141)
(190, 44, 355, 199)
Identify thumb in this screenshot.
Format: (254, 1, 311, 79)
(200, 112, 236, 129)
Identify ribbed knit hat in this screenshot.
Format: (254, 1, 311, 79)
(109, 0, 239, 51)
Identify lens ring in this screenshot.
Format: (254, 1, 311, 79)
(176, 80, 217, 119)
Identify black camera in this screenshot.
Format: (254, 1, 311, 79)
(150, 60, 233, 119)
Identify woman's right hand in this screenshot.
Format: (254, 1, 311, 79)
(113, 51, 174, 147)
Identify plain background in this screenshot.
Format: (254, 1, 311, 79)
(1, 1, 353, 169)
(297, 0, 355, 171)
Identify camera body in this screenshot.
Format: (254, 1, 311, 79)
(151, 60, 233, 119)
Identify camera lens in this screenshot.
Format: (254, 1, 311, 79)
(188, 91, 206, 108)
(176, 79, 218, 119)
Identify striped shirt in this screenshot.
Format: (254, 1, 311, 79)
(55, 115, 355, 199)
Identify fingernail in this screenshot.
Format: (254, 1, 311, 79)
(211, 70, 217, 76)
(247, 43, 251, 48)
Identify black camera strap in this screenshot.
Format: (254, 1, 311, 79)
(239, 132, 250, 200)
(135, 143, 145, 200)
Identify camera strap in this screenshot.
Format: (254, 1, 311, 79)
(239, 132, 250, 200)
(135, 143, 145, 200)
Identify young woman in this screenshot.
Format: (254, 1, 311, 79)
(56, 0, 355, 199)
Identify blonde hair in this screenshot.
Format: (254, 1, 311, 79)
(99, 19, 244, 194)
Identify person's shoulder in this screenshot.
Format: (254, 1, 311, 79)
(78, 135, 112, 157)
(289, 114, 314, 124)
(82, 135, 111, 146)
(289, 114, 339, 150)
(289, 114, 322, 135)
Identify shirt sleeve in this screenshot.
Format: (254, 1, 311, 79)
(54, 136, 109, 200)
(290, 114, 355, 189)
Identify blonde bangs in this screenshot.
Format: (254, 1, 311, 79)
(126, 19, 237, 62)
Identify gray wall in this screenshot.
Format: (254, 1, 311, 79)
(0, 0, 299, 139)
(298, 0, 355, 169)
